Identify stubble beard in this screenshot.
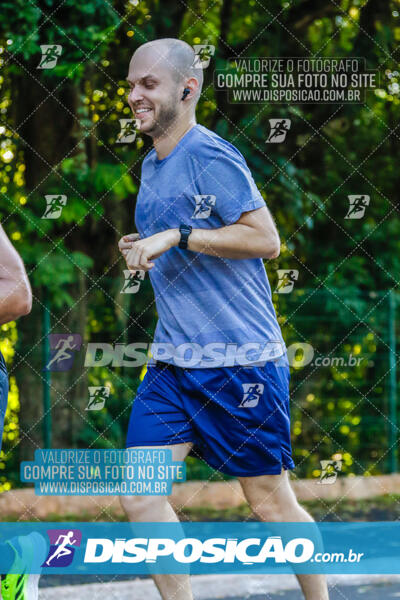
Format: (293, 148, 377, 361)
(145, 97, 180, 140)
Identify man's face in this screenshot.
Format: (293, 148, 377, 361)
(126, 48, 181, 138)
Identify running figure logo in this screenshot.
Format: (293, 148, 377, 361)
(116, 119, 138, 143)
(44, 334, 82, 372)
(120, 270, 145, 294)
(192, 44, 215, 69)
(86, 386, 110, 411)
(42, 529, 81, 567)
(345, 195, 370, 219)
(239, 383, 264, 408)
(318, 459, 342, 484)
(275, 269, 299, 294)
(37, 45, 62, 69)
(42, 195, 67, 219)
(266, 119, 291, 143)
(192, 195, 216, 219)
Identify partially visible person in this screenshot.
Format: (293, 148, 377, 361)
(0, 223, 32, 323)
(0, 222, 32, 445)
(0, 223, 45, 600)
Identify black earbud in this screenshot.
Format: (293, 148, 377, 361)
(181, 87, 190, 101)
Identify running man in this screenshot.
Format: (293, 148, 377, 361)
(42, 195, 65, 219)
(44, 334, 77, 370)
(267, 118, 291, 142)
(87, 387, 108, 410)
(345, 195, 369, 218)
(121, 270, 143, 293)
(0, 223, 46, 599)
(45, 531, 77, 566)
(38, 46, 60, 69)
(276, 269, 298, 293)
(119, 39, 329, 600)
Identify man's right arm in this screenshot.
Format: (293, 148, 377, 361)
(0, 224, 32, 325)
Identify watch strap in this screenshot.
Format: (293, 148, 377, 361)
(178, 224, 192, 250)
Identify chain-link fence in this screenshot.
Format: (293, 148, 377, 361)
(1, 286, 398, 488)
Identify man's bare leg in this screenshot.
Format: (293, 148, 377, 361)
(120, 443, 193, 600)
(239, 469, 329, 600)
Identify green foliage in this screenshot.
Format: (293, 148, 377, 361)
(1, 0, 400, 486)
(1, 0, 120, 70)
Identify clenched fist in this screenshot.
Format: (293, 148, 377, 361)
(118, 230, 179, 272)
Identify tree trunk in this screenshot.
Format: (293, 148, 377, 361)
(12, 57, 88, 454)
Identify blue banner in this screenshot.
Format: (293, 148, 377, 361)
(0, 522, 400, 574)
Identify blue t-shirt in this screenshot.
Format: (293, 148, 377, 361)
(135, 124, 286, 368)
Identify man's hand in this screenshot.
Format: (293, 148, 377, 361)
(119, 230, 179, 272)
(118, 233, 140, 259)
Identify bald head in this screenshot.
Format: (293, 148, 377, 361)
(134, 38, 204, 101)
(126, 38, 203, 139)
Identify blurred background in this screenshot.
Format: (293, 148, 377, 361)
(0, 0, 399, 495)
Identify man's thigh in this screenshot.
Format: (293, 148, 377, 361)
(126, 364, 195, 448)
(126, 442, 193, 462)
(121, 443, 193, 515)
(238, 469, 296, 506)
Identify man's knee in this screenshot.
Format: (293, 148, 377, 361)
(120, 494, 170, 520)
(239, 471, 299, 520)
(251, 499, 291, 521)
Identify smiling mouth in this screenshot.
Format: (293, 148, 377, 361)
(135, 107, 152, 117)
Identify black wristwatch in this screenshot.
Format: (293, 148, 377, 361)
(178, 223, 192, 249)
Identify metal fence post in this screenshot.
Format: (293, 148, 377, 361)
(42, 288, 52, 448)
(388, 290, 397, 473)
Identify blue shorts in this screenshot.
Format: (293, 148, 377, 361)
(126, 359, 295, 477)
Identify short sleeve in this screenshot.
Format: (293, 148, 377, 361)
(190, 139, 266, 225)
